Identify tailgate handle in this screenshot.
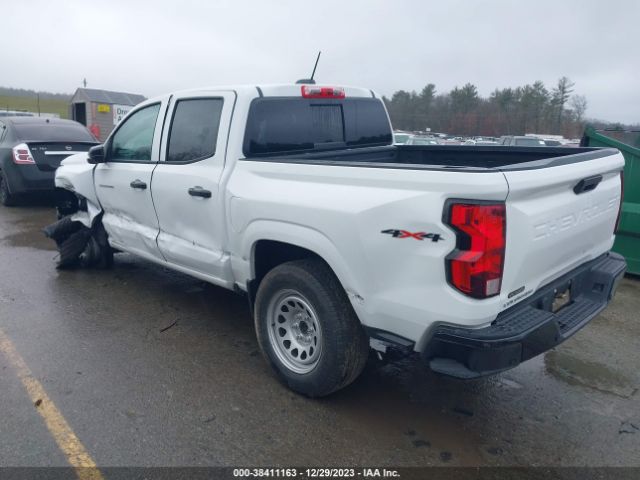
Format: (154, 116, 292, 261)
(573, 175, 602, 194)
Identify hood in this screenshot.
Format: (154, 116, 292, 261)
(60, 152, 90, 166)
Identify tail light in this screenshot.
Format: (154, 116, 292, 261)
(446, 202, 506, 299)
(615, 171, 624, 234)
(301, 85, 345, 99)
(12, 143, 35, 164)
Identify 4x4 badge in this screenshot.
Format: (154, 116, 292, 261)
(381, 229, 443, 242)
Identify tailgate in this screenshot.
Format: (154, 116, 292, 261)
(28, 142, 96, 172)
(499, 149, 624, 310)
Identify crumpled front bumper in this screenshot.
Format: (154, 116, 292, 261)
(423, 252, 626, 379)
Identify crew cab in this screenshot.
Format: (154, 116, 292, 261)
(46, 84, 626, 396)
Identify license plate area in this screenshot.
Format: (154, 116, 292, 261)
(552, 285, 572, 313)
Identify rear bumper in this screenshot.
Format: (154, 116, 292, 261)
(3, 162, 55, 194)
(423, 252, 626, 379)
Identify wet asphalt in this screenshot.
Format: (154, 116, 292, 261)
(0, 203, 638, 468)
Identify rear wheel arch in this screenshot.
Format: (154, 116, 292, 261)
(248, 240, 322, 311)
(247, 239, 356, 315)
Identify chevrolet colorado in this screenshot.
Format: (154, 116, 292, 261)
(46, 84, 626, 396)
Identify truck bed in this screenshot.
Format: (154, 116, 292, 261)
(248, 145, 618, 171)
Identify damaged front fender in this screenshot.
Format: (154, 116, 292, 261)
(55, 152, 101, 208)
(48, 153, 113, 269)
(43, 214, 113, 269)
(55, 151, 104, 227)
(69, 199, 103, 229)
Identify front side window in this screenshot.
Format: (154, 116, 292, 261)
(167, 98, 223, 163)
(110, 104, 161, 161)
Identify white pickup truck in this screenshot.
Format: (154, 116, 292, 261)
(46, 83, 626, 396)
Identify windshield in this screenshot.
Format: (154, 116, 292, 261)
(394, 133, 410, 144)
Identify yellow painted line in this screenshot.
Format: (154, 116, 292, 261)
(0, 328, 103, 480)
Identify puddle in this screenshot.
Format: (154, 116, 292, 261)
(545, 349, 636, 398)
(0, 207, 57, 250)
(1, 230, 56, 250)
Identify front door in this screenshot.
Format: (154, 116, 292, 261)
(94, 99, 168, 261)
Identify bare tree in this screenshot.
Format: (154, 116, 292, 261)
(551, 76, 575, 132)
(570, 94, 588, 124)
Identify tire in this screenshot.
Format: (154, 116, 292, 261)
(255, 258, 369, 397)
(79, 235, 113, 269)
(52, 217, 114, 270)
(43, 216, 82, 247)
(84, 219, 114, 269)
(0, 172, 17, 207)
(58, 229, 91, 268)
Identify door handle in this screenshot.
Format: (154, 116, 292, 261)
(130, 179, 147, 190)
(188, 186, 212, 198)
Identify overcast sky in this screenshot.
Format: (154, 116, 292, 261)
(4, 0, 639, 123)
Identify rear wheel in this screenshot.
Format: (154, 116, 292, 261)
(255, 259, 369, 397)
(0, 173, 18, 206)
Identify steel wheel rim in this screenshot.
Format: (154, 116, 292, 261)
(267, 289, 322, 374)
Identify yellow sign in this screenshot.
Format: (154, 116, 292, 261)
(97, 104, 110, 113)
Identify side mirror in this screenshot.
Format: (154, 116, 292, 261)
(87, 145, 106, 164)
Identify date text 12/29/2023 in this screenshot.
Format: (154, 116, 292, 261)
(233, 468, 400, 478)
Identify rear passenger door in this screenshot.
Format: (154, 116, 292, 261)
(151, 91, 236, 282)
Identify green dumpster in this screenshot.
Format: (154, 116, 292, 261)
(582, 126, 640, 274)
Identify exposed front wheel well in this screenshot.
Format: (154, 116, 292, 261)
(55, 187, 82, 218)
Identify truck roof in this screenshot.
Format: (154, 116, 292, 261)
(143, 84, 376, 104)
(256, 84, 375, 98)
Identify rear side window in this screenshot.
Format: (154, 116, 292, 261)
(167, 98, 223, 163)
(13, 123, 95, 142)
(244, 97, 392, 156)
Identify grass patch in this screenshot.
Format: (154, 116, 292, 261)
(0, 95, 69, 119)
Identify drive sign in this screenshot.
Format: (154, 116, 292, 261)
(113, 105, 133, 125)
